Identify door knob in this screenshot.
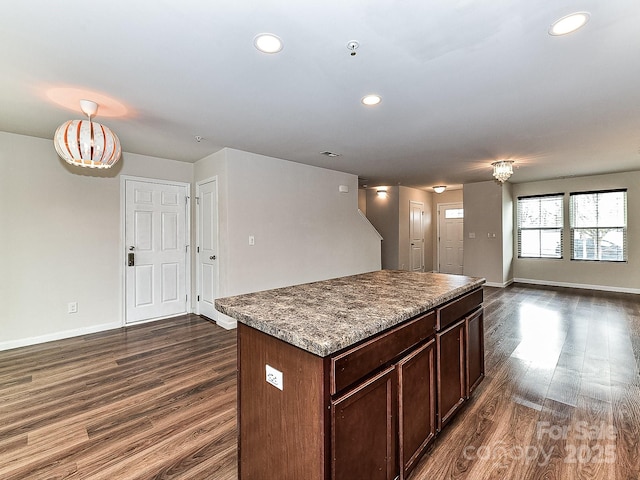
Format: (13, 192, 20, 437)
(210, 255, 217, 260)
(129, 246, 135, 251)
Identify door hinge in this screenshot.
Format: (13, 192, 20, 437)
(195, 196, 200, 205)
(185, 196, 189, 205)
(197, 295, 200, 301)
(197, 246, 200, 253)
(185, 245, 189, 252)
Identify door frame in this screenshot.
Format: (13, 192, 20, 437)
(195, 176, 220, 319)
(436, 202, 463, 274)
(120, 175, 192, 326)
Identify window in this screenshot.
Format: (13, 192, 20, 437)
(444, 208, 464, 219)
(570, 189, 627, 262)
(517, 194, 564, 258)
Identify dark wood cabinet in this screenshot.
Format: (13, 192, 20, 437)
(331, 366, 396, 480)
(236, 286, 484, 480)
(466, 307, 484, 397)
(397, 338, 436, 480)
(436, 318, 466, 431)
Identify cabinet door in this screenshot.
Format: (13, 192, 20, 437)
(331, 366, 396, 480)
(436, 318, 466, 431)
(397, 339, 436, 480)
(466, 307, 485, 396)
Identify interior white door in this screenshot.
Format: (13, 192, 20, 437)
(125, 179, 188, 324)
(438, 203, 464, 275)
(197, 179, 219, 320)
(409, 201, 424, 272)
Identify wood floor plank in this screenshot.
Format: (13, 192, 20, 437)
(0, 286, 639, 479)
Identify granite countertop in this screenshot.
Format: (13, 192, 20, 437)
(215, 270, 485, 357)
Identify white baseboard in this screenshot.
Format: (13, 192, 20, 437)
(216, 312, 237, 330)
(514, 278, 640, 295)
(484, 279, 514, 288)
(0, 321, 122, 352)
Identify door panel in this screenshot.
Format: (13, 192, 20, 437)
(197, 180, 219, 320)
(436, 318, 466, 430)
(398, 339, 436, 479)
(125, 179, 188, 323)
(331, 367, 396, 480)
(409, 201, 424, 272)
(438, 203, 464, 274)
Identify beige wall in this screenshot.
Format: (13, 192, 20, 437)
(195, 148, 382, 329)
(463, 181, 513, 286)
(0, 132, 194, 350)
(366, 187, 400, 269)
(365, 186, 431, 271)
(512, 171, 640, 292)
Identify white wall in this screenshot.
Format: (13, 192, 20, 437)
(195, 148, 381, 311)
(512, 171, 640, 293)
(0, 132, 193, 350)
(365, 187, 400, 269)
(463, 181, 513, 286)
(364, 186, 431, 271)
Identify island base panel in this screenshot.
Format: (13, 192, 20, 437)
(237, 323, 329, 480)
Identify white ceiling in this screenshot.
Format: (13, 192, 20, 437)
(2, 0, 639, 189)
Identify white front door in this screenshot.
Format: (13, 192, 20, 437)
(438, 203, 464, 275)
(196, 178, 219, 320)
(124, 178, 189, 324)
(409, 201, 424, 272)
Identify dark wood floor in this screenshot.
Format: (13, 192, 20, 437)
(1, 284, 639, 479)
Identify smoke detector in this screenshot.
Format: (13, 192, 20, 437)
(347, 40, 359, 56)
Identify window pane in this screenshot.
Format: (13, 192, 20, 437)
(519, 198, 541, 227)
(570, 190, 627, 261)
(573, 229, 597, 260)
(445, 208, 464, 219)
(597, 191, 625, 227)
(517, 194, 563, 258)
(520, 230, 541, 257)
(540, 230, 562, 258)
(571, 193, 598, 227)
(599, 228, 624, 261)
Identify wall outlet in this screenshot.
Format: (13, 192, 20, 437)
(68, 302, 78, 314)
(249, 235, 255, 246)
(266, 364, 283, 390)
(469, 232, 476, 239)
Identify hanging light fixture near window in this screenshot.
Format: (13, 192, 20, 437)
(54, 99, 121, 168)
(492, 160, 514, 184)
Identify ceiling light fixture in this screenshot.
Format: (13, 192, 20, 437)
(362, 95, 382, 106)
(549, 12, 590, 36)
(254, 33, 283, 53)
(492, 160, 514, 184)
(433, 186, 447, 194)
(54, 100, 121, 169)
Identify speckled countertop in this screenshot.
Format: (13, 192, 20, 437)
(215, 270, 485, 357)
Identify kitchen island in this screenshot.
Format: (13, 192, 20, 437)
(215, 270, 486, 480)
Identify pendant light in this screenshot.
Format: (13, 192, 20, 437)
(492, 160, 514, 183)
(54, 100, 121, 168)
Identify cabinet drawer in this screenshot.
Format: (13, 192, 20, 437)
(436, 288, 483, 331)
(331, 311, 436, 395)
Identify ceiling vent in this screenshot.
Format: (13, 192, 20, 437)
(320, 151, 341, 157)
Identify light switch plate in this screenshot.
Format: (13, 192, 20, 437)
(266, 364, 283, 390)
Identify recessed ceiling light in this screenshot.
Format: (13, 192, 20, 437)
(549, 12, 590, 36)
(362, 94, 382, 106)
(254, 33, 283, 53)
